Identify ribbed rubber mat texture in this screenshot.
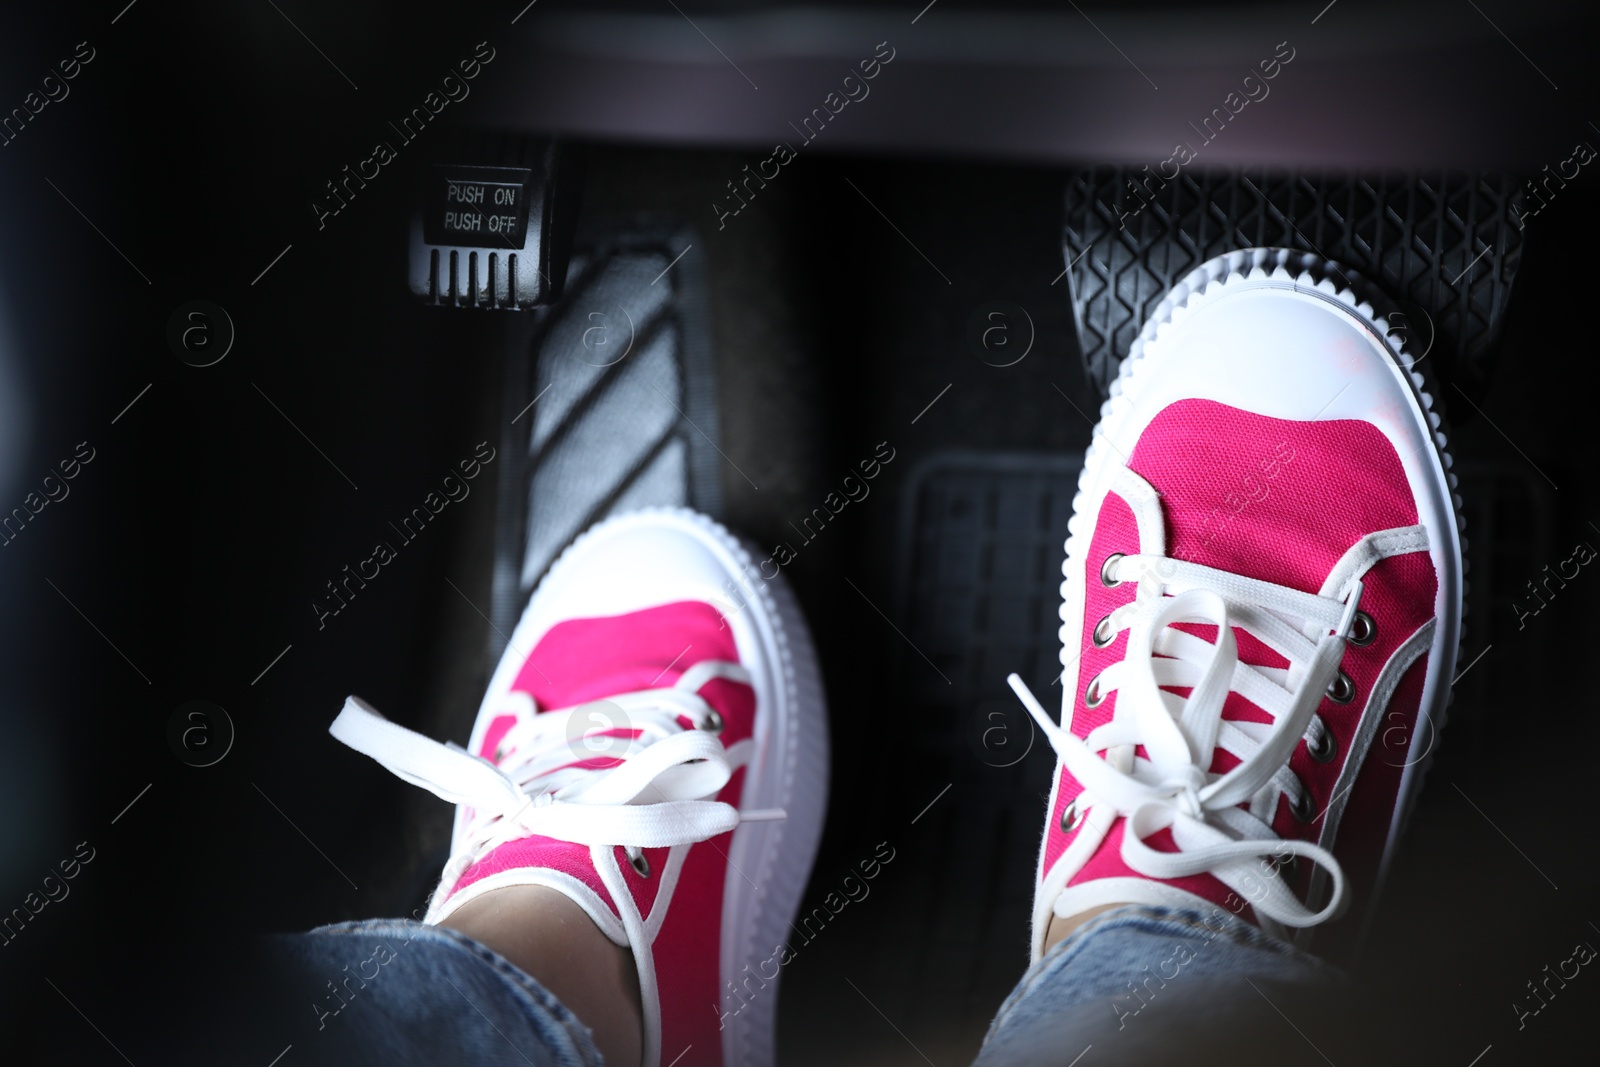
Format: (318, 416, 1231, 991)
(870, 453, 1081, 1046)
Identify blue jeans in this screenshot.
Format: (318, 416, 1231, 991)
(271, 919, 604, 1067)
(973, 903, 1342, 1066)
(270, 904, 1335, 1066)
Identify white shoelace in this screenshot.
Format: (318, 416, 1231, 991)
(1010, 552, 1364, 931)
(329, 665, 781, 914)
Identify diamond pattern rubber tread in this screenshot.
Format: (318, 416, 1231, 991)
(1063, 170, 1525, 403)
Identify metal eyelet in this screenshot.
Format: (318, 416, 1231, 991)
(1291, 791, 1317, 822)
(1279, 854, 1301, 880)
(1349, 611, 1377, 647)
(1092, 616, 1116, 648)
(701, 709, 725, 734)
(1100, 553, 1125, 588)
(629, 852, 652, 879)
(1326, 671, 1355, 705)
(1060, 798, 1086, 833)
(1308, 730, 1337, 764)
(1085, 674, 1105, 708)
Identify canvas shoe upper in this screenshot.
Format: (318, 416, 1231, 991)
(1011, 248, 1463, 963)
(329, 508, 828, 1067)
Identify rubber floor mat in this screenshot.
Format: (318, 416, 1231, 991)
(795, 451, 1085, 1061)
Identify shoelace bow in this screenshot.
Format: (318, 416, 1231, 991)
(329, 668, 782, 901)
(1010, 552, 1364, 931)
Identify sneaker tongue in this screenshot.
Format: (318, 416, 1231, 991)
(1169, 623, 1284, 770)
(1065, 818, 1257, 921)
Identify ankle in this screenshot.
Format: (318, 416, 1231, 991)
(441, 886, 642, 1066)
(1043, 903, 1129, 955)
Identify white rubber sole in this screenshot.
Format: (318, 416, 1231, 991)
(1038, 247, 1466, 956)
(715, 527, 829, 1067)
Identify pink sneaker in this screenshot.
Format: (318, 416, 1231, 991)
(329, 508, 828, 1067)
(1010, 248, 1463, 962)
